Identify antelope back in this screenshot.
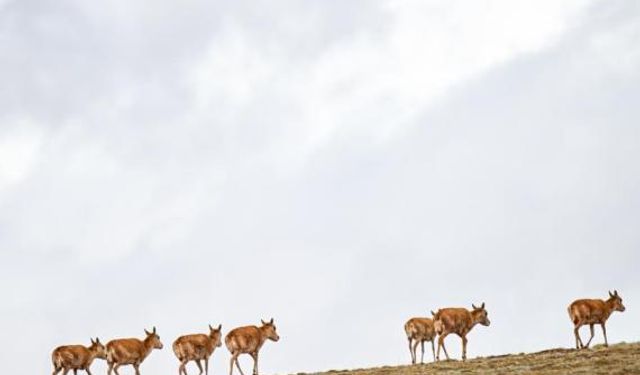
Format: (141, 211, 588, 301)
(107, 338, 145, 363)
(436, 308, 470, 333)
(405, 318, 435, 340)
(173, 334, 211, 360)
(52, 345, 90, 368)
(225, 326, 261, 353)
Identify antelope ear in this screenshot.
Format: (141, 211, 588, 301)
(481, 302, 485, 309)
(609, 290, 614, 298)
(218, 324, 222, 331)
(269, 318, 274, 325)
(209, 324, 214, 331)
(431, 310, 436, 317)
(145, 329, 151, 335)
(152, 326, 157, 334)
(472, 303, 478, 309)
(614, 290, 619, 297)
(261, 319, 267, 325)
(95, 337, 100, 344)
(90, 338, 95, 345)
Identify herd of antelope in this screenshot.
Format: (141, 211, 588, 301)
(51, 319, 279, 375)
(52, 291, 626, 375)
(404, 290, 626, 364)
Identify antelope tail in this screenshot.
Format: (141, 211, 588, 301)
(106, 346, 117, 363)
(404, 321, 415, 338)
(434, 319, 444, 335)
(568, 306, 579, 325)
(52, 352, 63, 368)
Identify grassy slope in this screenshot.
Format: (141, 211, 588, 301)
(295, 342, 640, 375)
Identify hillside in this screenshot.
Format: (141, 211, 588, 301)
(296, 342, 640, 375)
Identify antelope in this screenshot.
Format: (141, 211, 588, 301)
(51, 337, 106, 375)
(432, 302, 490, 361)
(106, 327, 163, 375)
(173, 324, 223, 375)
(404, 317, 436, 364)
(225, 318, 280, 375)
(568, 290, 626, 349)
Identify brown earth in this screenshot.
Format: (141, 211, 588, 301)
(293, 342, 640, 375)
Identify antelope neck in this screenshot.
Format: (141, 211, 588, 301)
(604, 298, 617, 314)
(142, 337, 156, 354)
(258, 326, 270, 343)
(470, 310, 484, 325)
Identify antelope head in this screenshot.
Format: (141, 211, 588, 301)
(89, 337, 107, 359)
(471, 302, 490, 326)
(608, 290, 626, 312)
(209, 324, 223, 347)
(144, 326, 163, 349)
(261, 318, 280, 342)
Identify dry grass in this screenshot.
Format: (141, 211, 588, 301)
(294, 342, 640, 375)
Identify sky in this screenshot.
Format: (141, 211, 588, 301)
(1, 0, 640, 374)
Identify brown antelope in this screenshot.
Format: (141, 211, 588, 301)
(568, 290, 626, 349)
(51, 337, 106, 375)
(173, 324, 223, 375)
(404, 317, 436, 364)
(106, 327, 163, 375)
(432, 302, 490, 361)
(225, 318, 280, 375)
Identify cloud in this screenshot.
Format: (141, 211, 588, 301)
(0, 117, 43, 190)
(1, 1, 639, 374)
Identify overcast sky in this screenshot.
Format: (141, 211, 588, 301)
(1, 0, 640, 374)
